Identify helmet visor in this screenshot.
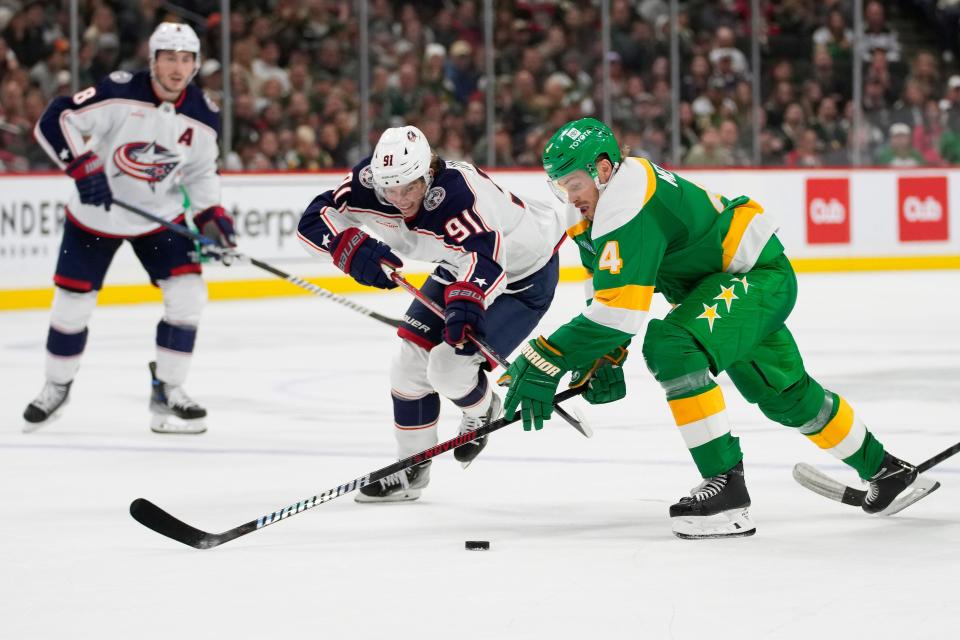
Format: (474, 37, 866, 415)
(374, 178, 427, 209)
(547, 169, 595, 204)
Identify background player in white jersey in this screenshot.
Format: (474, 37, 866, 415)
(23, 23, 236, 434)
(298, 125, 567, 501)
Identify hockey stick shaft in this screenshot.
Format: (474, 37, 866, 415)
(387, 269, 590, 437)
(129, 386, 585, 549)
(917, 440, 960, 473)
(113, 199, 402, 328)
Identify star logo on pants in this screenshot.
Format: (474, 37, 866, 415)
(730, 276, 750, 293)
(714, 284, 739, 312)
(697, 303, 721, 332)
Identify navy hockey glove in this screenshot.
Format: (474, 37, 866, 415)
(66, 151, 112, 210)
(443, 281, 486, 355)
(194, 206, 237, 248)
(329, 227, 402, 289)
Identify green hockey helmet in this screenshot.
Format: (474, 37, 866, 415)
(542, 118, 621, 201)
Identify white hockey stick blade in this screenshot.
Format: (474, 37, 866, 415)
(793, 463, 864, 506)
(566, 402, 594, 438)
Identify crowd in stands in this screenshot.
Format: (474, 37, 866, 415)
(1, 0, 960, 172)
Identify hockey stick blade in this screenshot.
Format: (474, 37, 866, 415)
(792, 463, 865, 506)
(130, 387, 585, 549)
(793, 439, 960, 509)
(130, 498, 232, 550)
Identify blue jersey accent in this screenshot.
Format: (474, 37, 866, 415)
(36, 71, 218, 166)
(297, 156, 505, 297)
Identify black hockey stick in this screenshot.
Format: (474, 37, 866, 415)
(793, 440, 960, 506)
(129, 387, 584, 549)
(113, 199, 402, 328)
(387, 269, 592, 439)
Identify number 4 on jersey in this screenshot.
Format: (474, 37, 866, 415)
(599, 240, 622, 274)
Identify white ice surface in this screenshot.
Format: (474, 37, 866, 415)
(2, 271, 959, 639)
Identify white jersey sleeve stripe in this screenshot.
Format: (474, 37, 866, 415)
(582, 303, 648, 335)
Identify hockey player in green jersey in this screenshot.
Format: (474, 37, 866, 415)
(501, 117, 939, 539)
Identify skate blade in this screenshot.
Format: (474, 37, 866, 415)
(354, 489, 422, 503)
(22, 414, 61, 434)
(672, 508, 756, 540)
(877, 475, 940, 516)
(22, 405, 68, 434)
(150, 414, 207, 435)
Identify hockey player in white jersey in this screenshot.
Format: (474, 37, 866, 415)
(298, 125, 567, 501)
(23, 22, 235, 434)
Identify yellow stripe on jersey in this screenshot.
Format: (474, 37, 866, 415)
(594, 284, 655, 311)
(668, 386, 726, 426)
(637, 158, 658, 207)
(567, 219, 591, 238)
(721, 200, 763, 272)
(806, 396, 867, 459)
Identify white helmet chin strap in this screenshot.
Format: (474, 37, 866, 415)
(594, 160, 620, 195)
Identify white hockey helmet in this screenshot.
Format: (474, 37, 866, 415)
(149, 22, 201, 79)
(370, 126, 433, 202)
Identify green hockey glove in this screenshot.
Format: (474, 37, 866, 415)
(500, 336, 568, 431)
(569, 345, 628, 404)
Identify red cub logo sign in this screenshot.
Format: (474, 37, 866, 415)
(806, 178, 850, 244)
(899, 177, 948, 241)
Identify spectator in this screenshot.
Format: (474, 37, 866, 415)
(4, 2, 51, 68)
(912, 99, 944, 165)
(942, 75, 960, 113)
(765, 80, 796, 129)
(778, 102, 808, 154)
(892, 79, 926, 130)
(811, 97, 848, 165)
(445, 39, 478, 104)
(684, 126, 733, 166)
(875, 123, 925, 166)
(939, 109, 960, 163)
(198, 59, 223, 103)
(862, 1, 901, 63)
(812, 9, 853, 65)
(708, 26, 748, 76)
(692, 75, 737, 129)
(718, 119, 750, 166)
(785, 129, 824, 167)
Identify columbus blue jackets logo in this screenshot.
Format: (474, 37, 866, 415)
(359, 165, 374, 189)
(113, 141, 180, 190)
(423, 187, 446, 211)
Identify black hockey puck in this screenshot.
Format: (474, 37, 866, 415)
(465, 540, 490, 551)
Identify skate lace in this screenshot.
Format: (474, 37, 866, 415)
(460, 413, 484, 433)
(689, 475, 728, 502)
(460, 396, 501, 434)
(379, 469, 410, 490)
(33, 382, 68, 411)
(166, 385, 200, 411)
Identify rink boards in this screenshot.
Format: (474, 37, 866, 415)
(1, 167, 959, 310)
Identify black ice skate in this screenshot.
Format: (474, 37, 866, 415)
(355, 462, 432, 503)
(454, 393, 502, 469)
(22, 380, 72, 433)
(862, 453, 940, 516)
(149, 361, 207, 434)
(669, 461, 756, 539)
